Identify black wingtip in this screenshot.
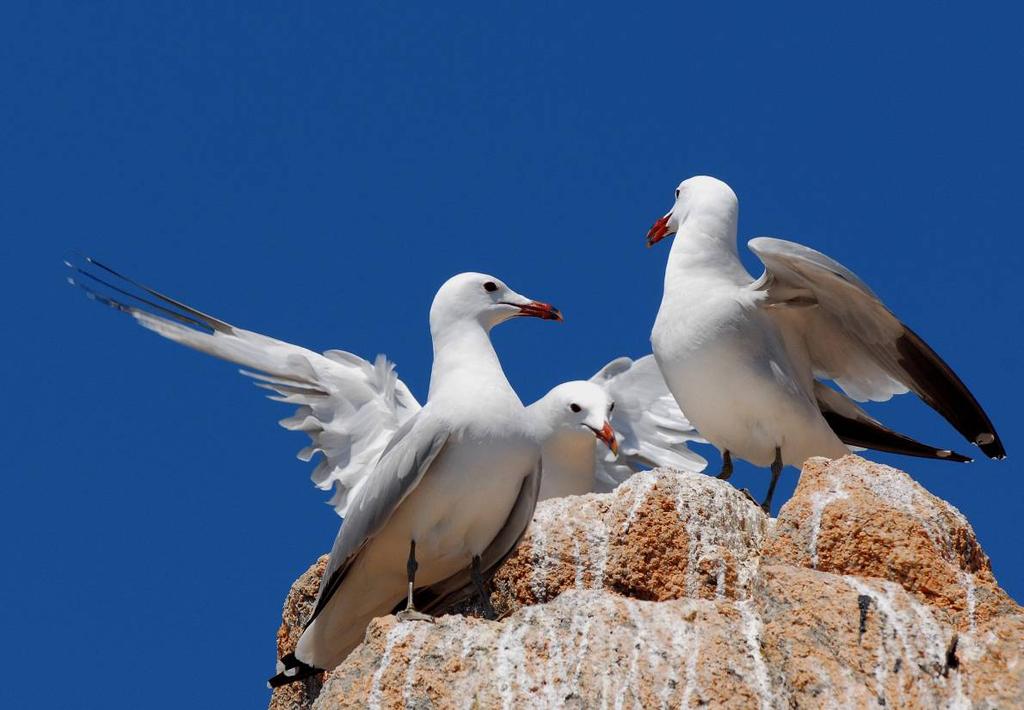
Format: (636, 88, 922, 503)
(267, 653, 321, 689)
(973, 432, 1007, 460)
(895, 327, 1005, 461)
(64, 254, 222, 333)
(823, 411, 976, 465)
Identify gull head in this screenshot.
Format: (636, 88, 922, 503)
(646, 175, 738, 247)
(538, 381, 618, 454)
(430, 272, 562, 333)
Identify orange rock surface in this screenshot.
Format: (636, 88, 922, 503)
(269, 456, 1023, 709)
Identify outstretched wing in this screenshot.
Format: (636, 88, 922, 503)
(748, 237, 1004, 459)
(589, 354, 707, 490)
(66, 255, 422, 515)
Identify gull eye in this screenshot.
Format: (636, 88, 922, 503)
(569, 403, 581, 413)
(483, 281, 498, 293)
(609, 402, 615, 413)
(675, 188, 680, 199)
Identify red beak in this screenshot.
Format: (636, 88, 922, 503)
(646, 213, 675, 247)
(594, 421, 618, 455)
(514, 300, 563, 321)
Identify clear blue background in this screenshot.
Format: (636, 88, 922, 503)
(3, 3, 1021, 707)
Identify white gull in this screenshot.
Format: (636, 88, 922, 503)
(645, 176, 1004, 512)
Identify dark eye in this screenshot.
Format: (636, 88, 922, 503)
(675, 188, 680, 198)
(483, 281, 498, 293)
(609, 402, 615, 412)
(569, 403, 581, 413)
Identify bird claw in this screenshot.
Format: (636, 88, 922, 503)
(739, 488, 759, 507)
(396, 608, 434, 623)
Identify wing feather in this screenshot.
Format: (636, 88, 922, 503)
(748, 237, 1004, 458)
(67, 256, 423, 513)
(590, 355, 707, 490)
(414, 461, 542, 615)
(308, 411, 449, 624)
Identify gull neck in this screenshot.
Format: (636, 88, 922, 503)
(428, 318, 513, 400)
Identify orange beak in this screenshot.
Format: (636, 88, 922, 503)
(593, 421, 618, 455)
(646, 213, 675, 247)
(511, 300, 563, 321)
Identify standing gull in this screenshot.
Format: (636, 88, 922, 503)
(66, 259, 561, 682)
(646, 176, 1004, 512)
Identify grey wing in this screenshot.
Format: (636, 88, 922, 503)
(416, 461, 542, 615)
(307, 410, 449, 625)
(748, 237, 1004, 459)
(591, 355, 707, 490)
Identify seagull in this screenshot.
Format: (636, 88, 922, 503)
(532, 356, 706, 502)
(646, 175, 1005, 512)
(66, 258, 561, 683)
(66, 260, 704, 516)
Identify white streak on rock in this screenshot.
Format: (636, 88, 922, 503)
(402, 624, 428, 707)
(569, 594, 603, 696)
(961, 570, 977, 633)
(808, 486, 848, 569)
(738, 600, 775, 710)
(496, 607, 534, 710)
(452, 622, 490, 710)
(843, 576, 955, 708)
(573, 539, 585, 590)
(367, 623, 412, 710)
(615, 600, 648, 710)
(589, 516, 610, 589)
(622, 473, 658, 533)
(530, 523, 549, 602)
(537, 604, 570, 707)
(680, 621, 701, 709)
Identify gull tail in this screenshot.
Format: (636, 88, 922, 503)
(267, 653, 322, 689)
(815, 383, 972, 463)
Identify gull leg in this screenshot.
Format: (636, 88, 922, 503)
(471, 555, 498, 620)
(396, 539, 434, 623)
(761, 447, 783, 514)
(716, 450, 734, 480)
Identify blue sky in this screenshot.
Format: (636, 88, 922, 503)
(3, 2, 1022, 707)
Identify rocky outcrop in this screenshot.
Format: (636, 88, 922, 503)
(270, 555, 328, 710)
(763, 456, 1019, 631)
(269, 456, 1023, 709)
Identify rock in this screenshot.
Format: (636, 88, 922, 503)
(269, 555, 328, 710)
(269, 455, 1022, 709)
(491, 469, 769, 612)
(763, 456, 1019, 630)
(314, 590, 770, 709)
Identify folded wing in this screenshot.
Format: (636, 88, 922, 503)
(413, 462, 542, 615)
(66, 255, 421, 515)
(748, 237, 1004, 459)
(590, 354, 707, 490)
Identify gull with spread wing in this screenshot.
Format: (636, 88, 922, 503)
(646, 176, 1004, 513)
(68, 259, 562, 683)
(67, 260, 705, 516)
